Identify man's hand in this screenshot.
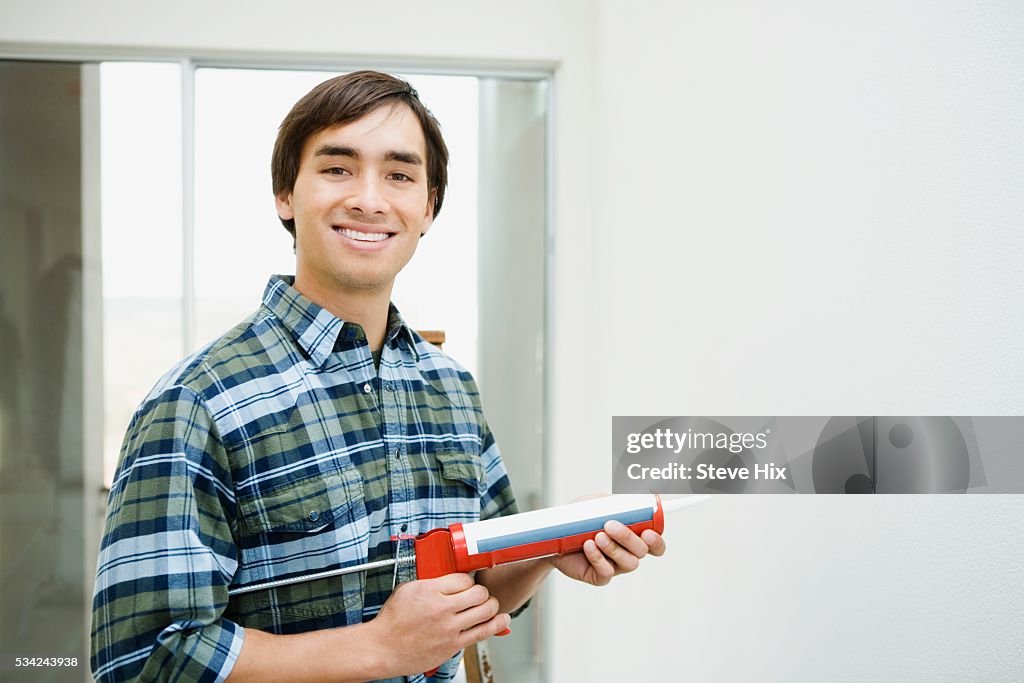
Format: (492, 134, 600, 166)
(367, 573, 510, 676)
(549, 520, 666, 587)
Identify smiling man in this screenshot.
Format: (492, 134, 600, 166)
(91, 71, 665, 683)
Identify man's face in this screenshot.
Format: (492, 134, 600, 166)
(276, 103, 435, 298)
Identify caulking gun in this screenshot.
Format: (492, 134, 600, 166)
(227, 493, 709, 675)
(228, 493, 708, 597)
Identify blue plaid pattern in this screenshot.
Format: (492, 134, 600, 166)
(91, 275, 520, 682)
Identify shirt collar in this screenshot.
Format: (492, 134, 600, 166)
(261, 275, 419, 367)
(384, 302, 419, 358)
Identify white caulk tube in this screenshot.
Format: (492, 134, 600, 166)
(415, 493, 712, 576)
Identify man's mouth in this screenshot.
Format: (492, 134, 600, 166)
(333, 226, 393, 242)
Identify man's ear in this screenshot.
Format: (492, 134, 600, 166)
(275, 191, 294, 222)
(420, 189, 436, 238)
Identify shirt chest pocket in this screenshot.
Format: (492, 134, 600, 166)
(238, 467, 364, 536)
(430, 448, 485, 524)
(229, 467, 370, 633)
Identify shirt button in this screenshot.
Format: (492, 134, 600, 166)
(363, 383, 371, 394)
(394, 449, 401, 460)
(401, 523, 408, 532)
(308, 510, 320, 522)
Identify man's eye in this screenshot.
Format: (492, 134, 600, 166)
(389, 172, 412, 182)
(325, 167, 349, 175)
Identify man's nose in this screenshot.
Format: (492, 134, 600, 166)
(343, 175, 389, 214)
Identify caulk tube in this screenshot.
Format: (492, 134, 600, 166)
(415, 495, 657, 578)
(456, 493, 660, 569)
(436, 493, 709, 574)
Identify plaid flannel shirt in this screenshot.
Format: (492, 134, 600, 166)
(91, 275, 520, 682)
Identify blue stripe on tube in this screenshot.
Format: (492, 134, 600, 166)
(475, 506, 653, 554)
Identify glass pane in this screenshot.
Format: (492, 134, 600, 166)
(192, 68, 480, 373)
(192, 68, 310, 348)
(100, 61, 184, 487)
(0, 59, 89, 678)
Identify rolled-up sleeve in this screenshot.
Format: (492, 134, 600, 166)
(91, 384, 244, 682)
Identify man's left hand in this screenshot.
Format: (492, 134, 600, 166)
(548, 520, 666, 587)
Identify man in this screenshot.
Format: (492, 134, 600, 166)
(91, 71, 665, 682)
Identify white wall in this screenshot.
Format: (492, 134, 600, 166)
(594, 0, 1024, 415)
(561, 1, 1024, 681)
(4, 1, 1023, 681)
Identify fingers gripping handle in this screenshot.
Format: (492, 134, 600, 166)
(414, 529, 509, 677)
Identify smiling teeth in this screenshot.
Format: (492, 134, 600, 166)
(339, 228, 389, 242)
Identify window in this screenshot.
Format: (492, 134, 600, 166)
(1, 56, 547, 683)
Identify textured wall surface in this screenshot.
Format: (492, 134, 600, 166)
(565, 1, 1024, 680)
(552, 497, 1024, 681)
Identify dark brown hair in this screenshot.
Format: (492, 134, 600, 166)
(271, 70, 449, 239)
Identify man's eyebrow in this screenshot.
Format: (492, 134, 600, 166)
(314, 144, 358, 159)
(385, 150, 423, 166)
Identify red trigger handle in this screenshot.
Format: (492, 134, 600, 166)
(415, 527, 510, 677)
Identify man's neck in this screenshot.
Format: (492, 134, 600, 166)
(292, 274, 392, 352)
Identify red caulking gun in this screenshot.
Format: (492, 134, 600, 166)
(228, 493, 709, 674)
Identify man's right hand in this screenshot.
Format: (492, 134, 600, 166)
(367, 573, 511, 676)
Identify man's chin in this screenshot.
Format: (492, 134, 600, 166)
(328, 272, 397, 294)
